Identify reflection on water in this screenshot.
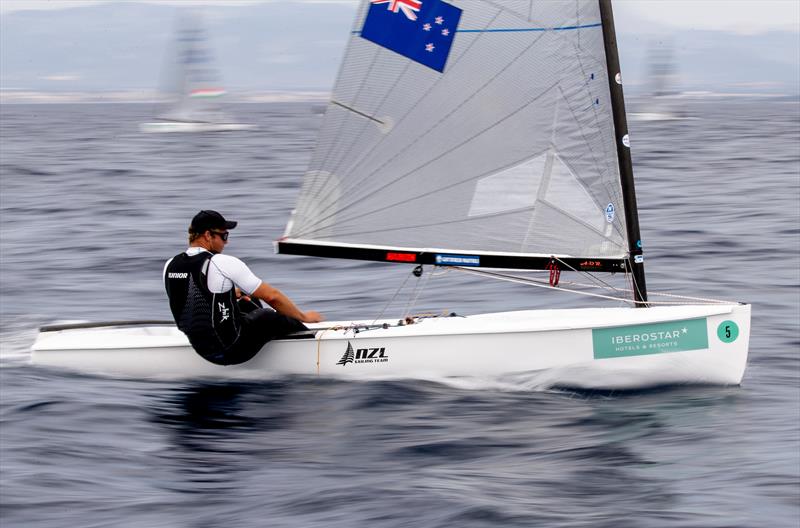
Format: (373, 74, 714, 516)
(154, 382, 290, 439)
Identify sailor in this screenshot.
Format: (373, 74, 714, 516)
(164, 210, 323, 365)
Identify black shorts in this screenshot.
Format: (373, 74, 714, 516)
(212, 308, 308, 366)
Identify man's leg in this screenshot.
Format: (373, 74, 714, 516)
(222, 309, 308, 365)
(243, 308, 308, 340)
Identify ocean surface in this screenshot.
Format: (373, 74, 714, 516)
(1, 99, 798, 527)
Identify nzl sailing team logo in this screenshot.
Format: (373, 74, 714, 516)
(336, 341, 389, 366)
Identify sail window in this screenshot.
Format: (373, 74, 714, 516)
(468, 154, 546, 217)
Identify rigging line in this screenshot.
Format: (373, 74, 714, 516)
(488, 271, 627, 294)
(624, 260, 635, 302)
(370, 268, 414, 326)
(494, 268, 736, 305)
(453, 266, 637, 304)
(621, 262, 644, 306)
(404, 266, 434, 318)
(644, 291, 737, 304)
(451, 266, 732, 306)
(297, 14, 553, 234)
(304, 8, 506, 217)
(465, 267, 622, 294)
(626, 256, 649, 306)
(295, 80, 562, 238)
(314, 327, 335, 375)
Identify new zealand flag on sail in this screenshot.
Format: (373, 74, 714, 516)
(361, 0, 462, 73)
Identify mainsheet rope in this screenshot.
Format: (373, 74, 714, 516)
(403, 265, 434, 319)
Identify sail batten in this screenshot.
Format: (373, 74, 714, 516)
(282, 0, 632, 270)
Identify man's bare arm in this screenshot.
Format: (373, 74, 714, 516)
(250, 282, 323, 323)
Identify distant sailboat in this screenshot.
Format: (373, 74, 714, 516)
(140, 13, 254, 133)
(629, 40, 694, 121)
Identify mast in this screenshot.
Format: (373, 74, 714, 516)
(598, 0, 648, 306)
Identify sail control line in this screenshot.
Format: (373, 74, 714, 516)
(451, 266, 737, 306)
(546, 258, 561, 287)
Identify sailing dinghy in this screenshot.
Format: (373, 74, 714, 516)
(33, 0, 750, 388)
(139, 13, 254, 133)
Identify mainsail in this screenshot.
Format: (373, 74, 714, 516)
(279, 0, 643, 284)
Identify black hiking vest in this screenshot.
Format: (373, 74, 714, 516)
(164, 251, 242, 362)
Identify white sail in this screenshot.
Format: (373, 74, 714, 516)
(283, 0, 628, 262)
(161, 14, 226, 122)
(141, 12, 253, 133)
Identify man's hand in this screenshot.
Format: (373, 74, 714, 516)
(235, 287, 252, 302)
(251, 282, 323, 323)
(301, 310, 324, 323)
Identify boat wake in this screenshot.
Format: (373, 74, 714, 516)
(0, 320, 42, 367)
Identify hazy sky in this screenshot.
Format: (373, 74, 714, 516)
(2, 0, 799, 33)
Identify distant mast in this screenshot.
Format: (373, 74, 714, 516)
(598, 0, 648, 306)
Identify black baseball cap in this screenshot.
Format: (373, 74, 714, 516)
(190, 210, 237, 233)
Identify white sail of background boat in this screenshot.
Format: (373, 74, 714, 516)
(139, 13, 254, 133)
(34, 0, 750, 389)
(629, 40, 695, 122)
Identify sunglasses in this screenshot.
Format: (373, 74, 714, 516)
(209, 230, 229, 241)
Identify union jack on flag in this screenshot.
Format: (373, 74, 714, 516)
(371, 0, 422, 21)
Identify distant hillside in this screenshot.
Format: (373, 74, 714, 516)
(617, 29, 800, 95)
(0, 2, 357, 93)
(1, 1, 798, 97)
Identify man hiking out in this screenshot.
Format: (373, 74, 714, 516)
(164, 210, 323, 365)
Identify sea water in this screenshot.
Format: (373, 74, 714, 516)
(1, 99, 798, 527)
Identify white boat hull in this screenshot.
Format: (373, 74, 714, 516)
(139, 121, 256, 133)
(31, 304, 751, 389)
